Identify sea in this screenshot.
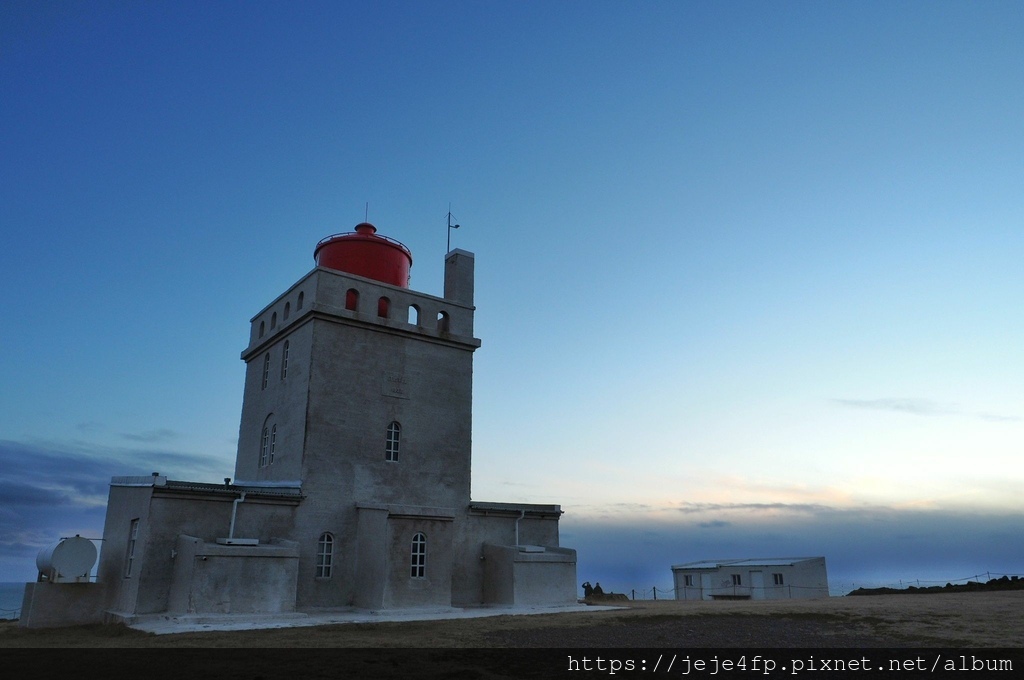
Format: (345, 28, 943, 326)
(0, 582, 25, 620)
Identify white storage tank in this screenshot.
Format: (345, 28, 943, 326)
(36, 535, 97, 583)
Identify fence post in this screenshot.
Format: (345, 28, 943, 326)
(653, 586, 658, 600)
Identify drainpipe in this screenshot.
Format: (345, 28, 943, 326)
(228, 491, 246, 539)
(514, 509, 525, 546)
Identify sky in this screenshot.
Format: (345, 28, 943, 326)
(1, 0, 1022, 595)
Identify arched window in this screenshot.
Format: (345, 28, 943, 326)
(385, 421, 401, 462)
(260, 426, 270, 467)
(281, 340, 290, 379)
(269, 424, 277, 464)
(259, 321, 265, 338)
(345, 288, 359, 312)
(411, 532, 426, 578)
(271, 312, 277, 329)
(297, 291, 304, 310)
(316, 533, 334, 578)
(377, 296, 390, 318)
(259, 415, 274, 468)
(437, 311, 450, 332)
(407, 304, 420, 326)
(261, 353, 270, 390)
(283, 301, 290, 321)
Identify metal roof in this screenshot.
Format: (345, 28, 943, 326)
(671, 557, 824, 570)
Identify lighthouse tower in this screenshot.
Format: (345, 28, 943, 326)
(233, 223, 480, 608)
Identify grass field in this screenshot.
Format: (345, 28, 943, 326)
(1, 590, 1021, 648)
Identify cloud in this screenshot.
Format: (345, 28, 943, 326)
(832, 398, 1020, 423)
(676, 501, 833, 515)
(0, 439, 232, 580)
(697, 520, 731, 529)
(832, 398, 954, 416)
(121, 428, 179, 443)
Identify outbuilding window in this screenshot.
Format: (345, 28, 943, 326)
(731, 574, 742, 586)
(773, 573, 784, 585)
(684, 574, 694, 587)
(411, 532, 426, 578)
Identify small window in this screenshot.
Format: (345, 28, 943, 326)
(377, 296, 390, 318)
(346, 288, 359, 312)
(385, 421, 401, 462)
(284, 302, 291, 321)
(269, 424, 277, 464)
(261, 353, 270, 389)
(773, 573, 784, 586)
(297, 291, 304, 310)
(259, 321, 265, 338)
(316, 533, 334, 578)
(411, 532, 426, 578)
(260, 426, 270, 467)
(408, 304, 420, 326)
(271, 312, 277, 329)
(684, 574, 694, 587)
(437, 311, 449, 332)
(281, 340, 290, 380)
(731, 574, 742, 586)
(125, 518, 140, 578)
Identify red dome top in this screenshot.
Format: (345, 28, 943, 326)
(314, 223, 412, 288)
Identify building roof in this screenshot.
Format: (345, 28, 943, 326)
(110, 475, 303, 500)
(671, 557, 824, 570)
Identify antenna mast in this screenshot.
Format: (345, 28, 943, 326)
(446, 203, 460, 253)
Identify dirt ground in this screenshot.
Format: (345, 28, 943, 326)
(1, 590, 1021, 648)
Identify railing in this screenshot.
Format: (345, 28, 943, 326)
(315, 231, 412, 256)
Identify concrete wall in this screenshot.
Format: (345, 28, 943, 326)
(19, 583, 105, 628)
(383, 515, 454, 609)
(481, 544, 577, 606)
(353, 506, 388, 609)
(167, 536, 299, 614)
(96, 483, 156, 616)
(453, 504, 562, 605)
(98, 480, 300, 616)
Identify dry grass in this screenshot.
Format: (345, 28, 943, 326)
(1, 591, 1021, 648)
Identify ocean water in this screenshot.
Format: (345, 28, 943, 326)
(0, 582, 25, 620)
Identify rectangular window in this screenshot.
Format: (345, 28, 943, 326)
(684, 574, 694, 587)
(125, 518, 140, 578)
(281, 341, 289, 380)
(731, 574, 742, 586)
(773, 573, 784, 585)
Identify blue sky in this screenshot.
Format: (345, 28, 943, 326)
(1, 1, 1022, 594)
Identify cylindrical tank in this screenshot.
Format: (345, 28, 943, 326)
(36, 536, 97, 582)
(313, 222, 412, 288)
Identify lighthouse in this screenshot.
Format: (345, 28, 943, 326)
(20, 219, 576, 627)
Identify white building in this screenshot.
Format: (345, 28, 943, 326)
(671, 557, 829, 600)
(21, 222, 577, 628)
